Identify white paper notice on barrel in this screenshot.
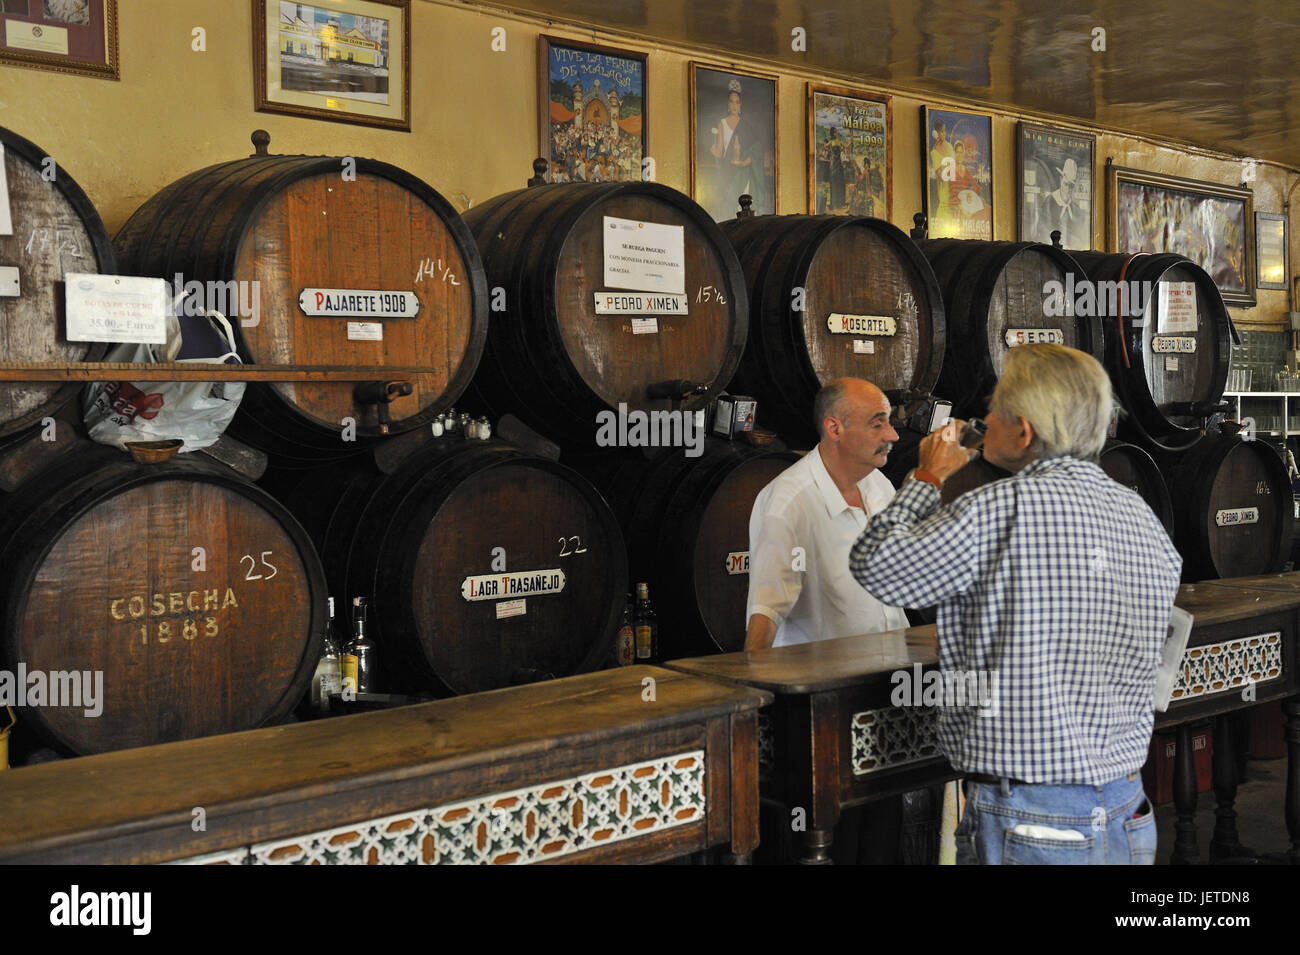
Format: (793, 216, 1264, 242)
(0, 143, 12, 236)
(603, 216, 685, 295)
(65, 273, 168, 345)
(1158, 282, 1198, 334)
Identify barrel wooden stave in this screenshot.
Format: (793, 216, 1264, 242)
(0, 448, 324, 755)
(0, 128, 114, 435)
(722, 215, 944, 446)
(463, 182, 748, 445)
(1098, 440, 1174, 534)
(114, 153, 488, 453)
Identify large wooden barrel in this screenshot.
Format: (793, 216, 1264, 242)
(112, 133, 488, 462)
(918, 240, 1102, 418)
(285, 438, 627, 695)
(461, 182, 747, 446)
(578, 441, 798, 657)
(1068, 251, 1230, 452)
(0, 446, 325, 756)
(0, 127, 115, 439)
(720, 215, 945, 447)
(1164, 435, 1293, 581)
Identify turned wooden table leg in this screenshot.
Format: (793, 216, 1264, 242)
(1210, 712, 1257, 861)
(800, 827, 834, 865)
(1285, 697, 1300, 865)
(1171, 722, 1202, 865)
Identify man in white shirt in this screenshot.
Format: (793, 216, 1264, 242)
(745, 377, 908, 650)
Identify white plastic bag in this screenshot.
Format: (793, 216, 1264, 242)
(82, 310, 246, 452)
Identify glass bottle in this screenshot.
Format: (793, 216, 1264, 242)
(344, 596, 377, 694)
(310, 597, 343, 710)
(634, 582, 658, 664)
(614, 594, 635, 666)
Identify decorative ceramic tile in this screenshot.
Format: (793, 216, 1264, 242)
(850, 706, 941, 775)
(177, 750, 706, 866)
(1171, 631, 1283, 701)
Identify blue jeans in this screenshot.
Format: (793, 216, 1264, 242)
(955, 773, 1156, 865)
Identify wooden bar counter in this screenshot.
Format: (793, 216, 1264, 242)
(666, 625, 955, 864)
(665, 574, 1300, 865)
(0, 666, 770, 865)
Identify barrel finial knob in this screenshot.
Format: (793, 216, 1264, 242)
(910, 212, 928, 241)
(736, 194, 754, 218)
(528, 157, 549, 188)
(251, 130, 271, 157)
(1050, 229, 1063, 249)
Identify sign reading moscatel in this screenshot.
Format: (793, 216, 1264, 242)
(826, 313, 896, 336)
(298, 288, 421, 319)
(461, 569, 567, 601)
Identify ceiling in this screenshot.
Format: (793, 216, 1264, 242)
(482, 0, 1300, 170)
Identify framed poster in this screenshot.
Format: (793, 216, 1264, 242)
(1018, 123, 1095, 249)
(1255, 212, 1287, 291)
(0, 0, 118, 79)
(690, 63, 777, 221)
(807, 84, 891, 218)
(540, 35, 646, 183)
(1109, 165, 1255, 306)
(921, 106, 992, 239)
(253, 0, 409, 131)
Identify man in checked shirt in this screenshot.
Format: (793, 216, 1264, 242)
(850, 344, 1182, 864)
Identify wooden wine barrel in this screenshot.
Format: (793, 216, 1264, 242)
(918, 239, 1102, 418)
(286, 438, 627, 695)
(577, 441, 798, 657)
(0, 127, 115, 439)
(1165, 436, 1293, 581)
(720, 215, 945, 447)
(112, 132, 488, 462)
(1068, 251, 1229, 453)
(461, 181, 747, 446)
(0, 446, 325, 756)
(1098, 440, 1173, 534)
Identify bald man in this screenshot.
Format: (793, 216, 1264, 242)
(744, 378, 909, 651)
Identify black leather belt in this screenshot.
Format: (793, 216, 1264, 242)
(964, 772, 1032, 787)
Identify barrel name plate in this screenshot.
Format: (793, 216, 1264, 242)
(724, 551, 749, 575)
(298, 288, 421, 319)
(1004, 328, 1063, 347)
(1152, 336, 1196, 353)
(827, 314, 896, 336)
(461, 569, 566, 601)
(594, 292, 688, 316)
(1215, 508, 1259, 527)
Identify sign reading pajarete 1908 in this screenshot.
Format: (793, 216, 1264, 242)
(298, 288, 421, 319)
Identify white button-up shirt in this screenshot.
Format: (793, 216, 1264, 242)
(746, 446, 909, 647)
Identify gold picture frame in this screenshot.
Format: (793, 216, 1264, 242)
(689, 62, 778, 222)
(0, 0, 119, 80)
(806, 84, 891, 218)
(253, 0, 410, 132)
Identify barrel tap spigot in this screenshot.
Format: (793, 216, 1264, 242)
(354, 380, 413, 434)
(646, 379, 710, 413)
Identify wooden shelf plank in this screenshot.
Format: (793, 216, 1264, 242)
(0, 363, 429, 382)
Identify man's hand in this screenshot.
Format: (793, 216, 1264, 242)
(917, 421, 977, 483)
(744, 614, 778, 651)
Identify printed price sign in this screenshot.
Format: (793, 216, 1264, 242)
(65, 273, 168, 345)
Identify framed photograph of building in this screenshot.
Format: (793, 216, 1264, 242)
(807, 84, 890, 218)
(690, 63, 777, 221)
(0, 0, 118, 80)
(254, 0, 409, 131)
(1255, 212, 1287, 291)
(540, 35, 646, 184)
(1109, 165, 1254, 306)
(1018, 123, 1095, 249)
(921, 106, 993, 240)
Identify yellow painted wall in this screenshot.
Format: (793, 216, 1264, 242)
(0, 0, 1292, 329)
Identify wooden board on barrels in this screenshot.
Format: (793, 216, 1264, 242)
(113, 134, 488, 459)
(919, 240, 1100, 418)
(287, 439, 627, 696)
(722, 215, 944, 447)
(462, 182, 747, 446)
(1165, 436, 1292, 581)
(0, 128, 114, 439)
(0, 448, 325, 755)
(1070, 251, 1229, 453)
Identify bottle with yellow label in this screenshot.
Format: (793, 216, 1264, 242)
(633, 581, 658, 664)
(615, 594, 635, 666)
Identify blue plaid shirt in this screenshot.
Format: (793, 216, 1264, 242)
(849, 456, 1182, 785)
